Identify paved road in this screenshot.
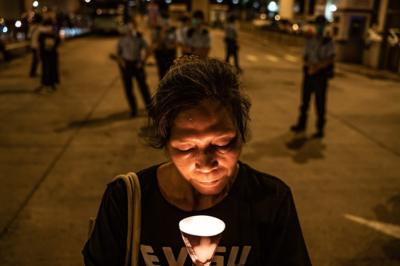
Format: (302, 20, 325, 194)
(0, 28, 399, 266)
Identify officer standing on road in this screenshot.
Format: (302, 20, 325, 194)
(152, 13, 177, 80)
(116, 22, 152, 117)
(224, 14, 242, 73)
(290, 15, 335, 138)
(186, 10, 211, 59)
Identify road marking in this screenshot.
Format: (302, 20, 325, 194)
(284, 54, 299, 62)
(344, 213, 400, 239)
(265, 54, 279, 62)
(246, 54, 258, 62)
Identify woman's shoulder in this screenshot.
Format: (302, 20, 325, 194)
(237, 161, 291, 200)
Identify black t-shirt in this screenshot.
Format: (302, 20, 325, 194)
(83, 162, 311, 266)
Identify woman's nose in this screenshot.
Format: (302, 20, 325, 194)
(195, 149, 218, 171)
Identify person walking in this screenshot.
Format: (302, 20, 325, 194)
(290, 15, 335, 138)
(186, 10, 211, 59)
(224, 14, 241, 73)
(152, 14, 177, 80)
(35, 18, 60, 93)
(116, 23, 152, 117)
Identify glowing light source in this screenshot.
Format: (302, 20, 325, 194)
(32, 1, 39, 8)
(267, 1, 279, 12)
(292, 23, 299, 31)
(329, 4, 337, 12)
(165, 0, 172, 3)
(0, 17, 4, 24)
(233, 0, 239, 4)
(2, 26, 8, 33)
(96, 9, 102, 15)
(15, 20, 22, 28)
(260, 13, 267, 20)
(179, 216, 225, 266)
(217, 0, 223, 3)
(84, 0, 91, 3)
(274, 14, 280, 21)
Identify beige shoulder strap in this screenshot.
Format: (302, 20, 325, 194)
(112, 172, 141, 266)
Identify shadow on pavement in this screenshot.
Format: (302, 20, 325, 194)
(55, 110, 135, 132)
(286, 135, 326, 164)
(0, 89, 35, 95)
(243, 132, 325, 164)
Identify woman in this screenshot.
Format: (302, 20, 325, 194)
(83, 57, 311, 265)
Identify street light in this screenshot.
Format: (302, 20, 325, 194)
(15, 20, 22, 28)
(32, 1, 39, 8)
(84, 0, 91, 3)
(267, 1, 279, 12)
(2, 26, 8, 33)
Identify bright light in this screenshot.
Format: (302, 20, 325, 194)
(217, 0, 223, 3)
(233, 0, 239, 4)
(165, 0, 172, 3)
(274, 14, 280, 21)
(260, 13, 267, 20)
(267, 1, 279, 12)
(84, 0, 91, 3)
(329, 4, 337, 12)
(15, 20, 22, 28)
(2, 26, 8, 33)
(292, 23, 299, 31)
(0, 17, 4, 24)
(32, 1, 39, 8)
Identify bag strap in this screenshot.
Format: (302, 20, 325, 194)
(112, 172, 141, 266)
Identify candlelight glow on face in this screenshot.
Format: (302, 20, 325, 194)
(179, 215, 225, 266)
(167, 100, 242, 196)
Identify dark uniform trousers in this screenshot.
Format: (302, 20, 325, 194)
(298, 68, 328, 132)
(225, 39, 239, 68)
(120, 60, 152, 115)
(154, 49, 176, 80)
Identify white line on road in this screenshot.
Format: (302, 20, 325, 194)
(344, 213, 400, 239)
(284, 54, 299, 62)
(265, 54, 279, 62)
(246, 54, 258, 62)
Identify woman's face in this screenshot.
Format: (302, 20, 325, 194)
(167, 99, 243, 196)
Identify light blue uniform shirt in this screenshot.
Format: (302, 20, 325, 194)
(117, 34, 147, 61)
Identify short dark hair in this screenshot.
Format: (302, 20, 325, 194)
(146, 56, 251, 149)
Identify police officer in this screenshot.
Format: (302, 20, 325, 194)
(116, 22, 152, 117)
(224, 14, 241, 73)
(186, 10, 210, 59)
(291, 15, 335, 138)
(152, 13, 177, 80)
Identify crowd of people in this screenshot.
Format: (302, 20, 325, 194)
(115, 6, 245, 118)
